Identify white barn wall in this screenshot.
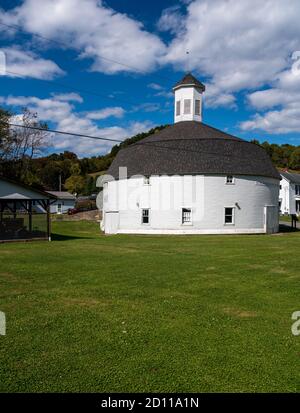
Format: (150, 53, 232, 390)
(103, 174, 279, 234)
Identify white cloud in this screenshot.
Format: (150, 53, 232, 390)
(247, 70, 300, 110)
(148, 83, 163, 91)
(2, 0, 300, 134)
(157, 6, 185, 35)
(1, 0, 166, 74)
(159, 0, 300, 109)
(131, 102, 161, 113)
(0, 47, 64, 79)
(241, 65, 300, 133)
(147, 82, 173, 100)
(240, 103, 300, 134)
(1, 93, 153, 156)
(86, 107, 125, 120)
(51, 92, 83, 103)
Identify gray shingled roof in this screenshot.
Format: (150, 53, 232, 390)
(173, 73, 206, 92)
(107, 121, 280, 180)
(281, 171, 300, 184)
(47, 191, 76, 200)
(0, 176, 57, 199)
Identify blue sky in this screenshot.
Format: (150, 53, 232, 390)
(1, 0, 300, 157)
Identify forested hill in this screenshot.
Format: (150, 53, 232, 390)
(0, 123, 167, 195)
(1, 118, 300, 195)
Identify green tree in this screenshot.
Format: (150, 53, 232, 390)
(289, 148, 300, 170)
(70, 163, 81, 175)
(65, 175, 86, 195)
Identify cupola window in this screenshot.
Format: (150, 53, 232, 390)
(176, 101, 181, 116)
(184, 99, 191, 114)
(195, 99, 201, 115)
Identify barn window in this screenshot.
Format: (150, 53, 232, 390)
(226, 175, 235, 184)
(142, 209, 150, 224)
(224, 207, 235, 225)
(182, 208, 192, 224)
(184, 99, 191, 114)
(195, 99, 201, 115)
(176, 101, 181, 116)
(143, 176, 150, 185)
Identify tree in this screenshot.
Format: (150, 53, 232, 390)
(39, 161, 63, 190)
(70, 162, 81, 175)
(0, 108, 12, 160)
(289, 148, 300, 170)
(65, 175, 86, 195)
(7, 109, 48, 161)
(0, 107, 48, 182)
(83, 175, 96, 196)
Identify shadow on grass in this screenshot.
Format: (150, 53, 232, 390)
(51, 233, 93, 241)
(279, 224, 300, 233)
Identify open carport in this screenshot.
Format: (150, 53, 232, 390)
(0, 177, 56, 242)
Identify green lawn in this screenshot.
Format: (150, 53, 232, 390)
(0, 221, 300, 392)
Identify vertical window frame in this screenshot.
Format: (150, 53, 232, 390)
(176, 101, 181, 116)
(57, 203, 62, 214)
(182, 207, 192, 225)
(195, 99, 201, 116)
(183, 99, 191, 115)
(224, 207, 235, 225)
(141, 208, 150, 225)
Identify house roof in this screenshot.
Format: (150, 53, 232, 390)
(173, 73, 206, 92)
(280, 171, 300, 184)
(0, 176, 57, 200)
(0, 193, 32, 200)
(46, 191, 76, 200)
(107, 121, 280, 180)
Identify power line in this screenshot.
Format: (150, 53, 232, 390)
(2, 122, 266, 161)
(0, 20, 178, 86)
(5, 122, 124, 143)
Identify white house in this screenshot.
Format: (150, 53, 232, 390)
(46, 191, 76, 214)
(101, 73, 280, 235)
(279, 171, 300, 215)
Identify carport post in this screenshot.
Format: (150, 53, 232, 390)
(28, 200, 32, 234)
(47, 200, 51, 241)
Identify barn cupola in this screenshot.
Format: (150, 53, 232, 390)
(173, 73, 205, 123)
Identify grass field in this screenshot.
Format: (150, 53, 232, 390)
(0, 221, 300, 392)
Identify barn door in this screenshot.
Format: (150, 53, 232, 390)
(105, 211, 119, 234)
(264, 205, 278, 234)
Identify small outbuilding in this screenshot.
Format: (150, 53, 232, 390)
(46, 191, 76, 214)
(0, 177, 56, 242)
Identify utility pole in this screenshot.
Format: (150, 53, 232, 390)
(59, 172, 62, 192)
